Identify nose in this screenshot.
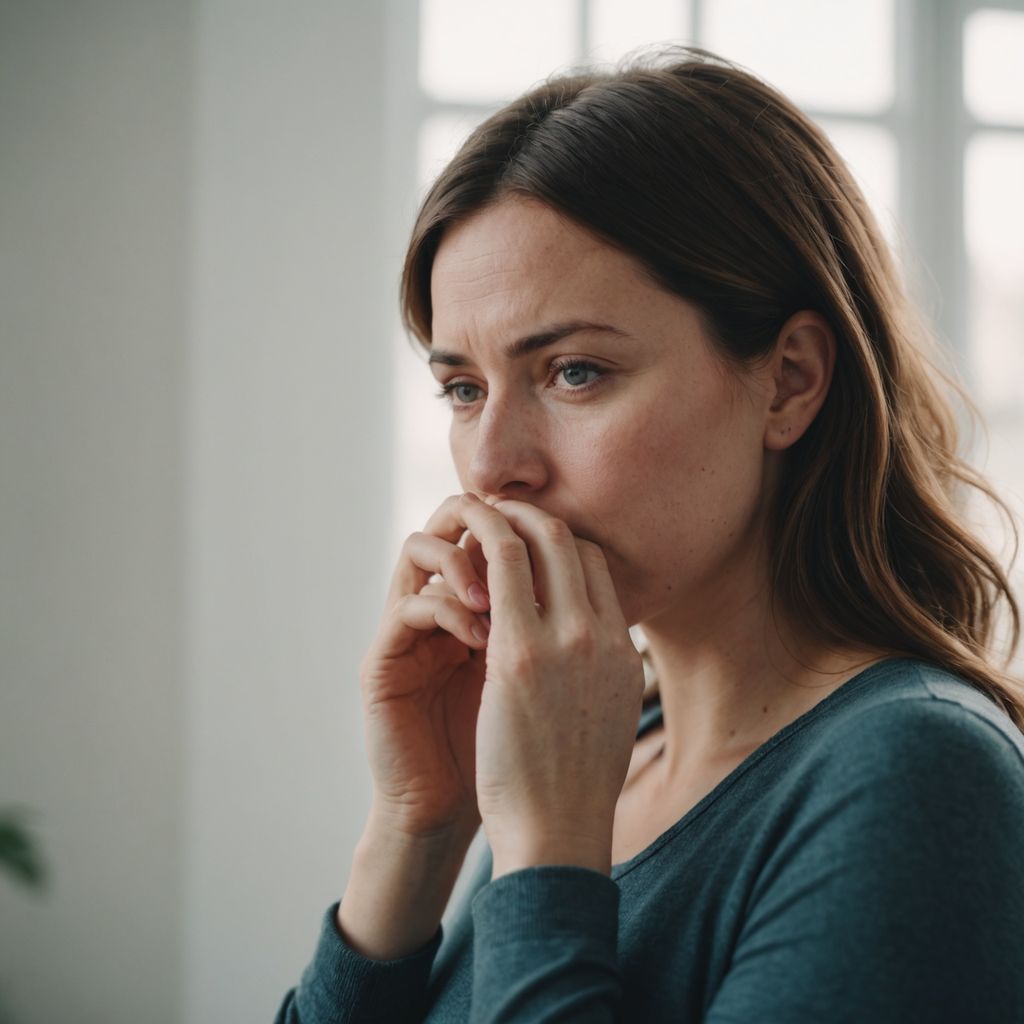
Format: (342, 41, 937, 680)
(461, 390, 549, 499)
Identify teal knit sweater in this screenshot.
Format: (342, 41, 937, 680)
(275, 658, 1024, 1022)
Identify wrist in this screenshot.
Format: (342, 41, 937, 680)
(363, 800, 480, 854)
(338, 817, 478, 962)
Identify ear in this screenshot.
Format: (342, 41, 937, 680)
(763, 310, 836, 451)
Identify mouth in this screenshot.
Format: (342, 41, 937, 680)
(475, 495, 605, 552)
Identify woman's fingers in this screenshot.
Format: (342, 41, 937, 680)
(489, 500, 627, 629)
(462, 531, 488, 588)
(386, 526, 491, 614)
(423, 494, 539, 629)
(385, 493, 618, 631)
(490, 500, 590, 614)
(384, 493, 535, 623)
(573, 536, 627, 628)
(383, 494, 480, 609)
(377, 591, 491, 657)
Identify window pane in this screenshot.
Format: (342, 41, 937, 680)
(817, 119, 901, 257)
(418, 111, 487, 193)
(964, 8, 1024, 125)
(965, 133, 1024, 413)
(392, 325, 461, 559)
(701, 0, 893, 113)
(964, 131, 1024, 660)
(587, 0, 692, 64)
(420, 0, 579, 103)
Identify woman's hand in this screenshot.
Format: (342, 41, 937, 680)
(470, 497, 647, 879)
(358, 494, 494, 841)
(359, 491, 644, 878)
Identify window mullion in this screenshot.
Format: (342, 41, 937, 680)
(578, 0, 591, 62)
(692, 0, 705, 42)
(898, 0, 971, 380)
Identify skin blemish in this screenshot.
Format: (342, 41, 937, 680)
(762, 705, 769, 713)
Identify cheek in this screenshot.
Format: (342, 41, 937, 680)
(592, 387, 765, 547)
(449, 429, 472, 489)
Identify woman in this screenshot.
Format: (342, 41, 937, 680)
(277, 47, 1024, 1022)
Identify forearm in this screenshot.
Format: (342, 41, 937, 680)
(337, 812, 479, 961)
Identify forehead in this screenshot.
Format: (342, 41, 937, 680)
(429, 197, 653, 338)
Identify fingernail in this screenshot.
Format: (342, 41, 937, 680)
(468, 582, 489, 609)
(471, 617, 490, 642)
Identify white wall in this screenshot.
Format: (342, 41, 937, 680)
(183, 0, 397, 1020)
(0, 1, 400, 1021)
(0, 2, 191, 1020)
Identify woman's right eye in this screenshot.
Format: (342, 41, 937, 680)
(435, 381, 483, 407)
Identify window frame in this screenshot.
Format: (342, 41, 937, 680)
(384, 0, 1024, 559)
(395, 0, 1022, 358)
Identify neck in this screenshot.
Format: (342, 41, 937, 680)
(637, 585, 885, 786)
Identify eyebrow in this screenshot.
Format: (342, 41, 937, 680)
(427, 320, 630, 367)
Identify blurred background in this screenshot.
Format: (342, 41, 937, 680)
(1, 1, 1021, 1021)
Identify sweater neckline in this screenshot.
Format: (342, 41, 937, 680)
(613, 655, 921, 878)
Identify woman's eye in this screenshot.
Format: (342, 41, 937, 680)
(435, 381, 482, 406)
(434, 360, 606, 409)
(555, 361, 603, 388)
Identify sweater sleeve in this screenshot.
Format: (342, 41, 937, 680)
(273, 900, 443, 1024)
(705, 696, 1024, 1024)
(468, 865, 623, 1023)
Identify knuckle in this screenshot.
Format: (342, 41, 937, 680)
(616, 634, 641, 660)
(505, 646, 540, 676)
(401, 531, 425, 554)
(494, 536, 528, 565)
(541, 517, 573, 544)
(576, 537, 606, 564)
(419, 580, 453, 598)
(561, 617, 595, 654)
(439, 546, 472, 580)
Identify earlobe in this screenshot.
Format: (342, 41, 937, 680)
(763, 311, 835, 451)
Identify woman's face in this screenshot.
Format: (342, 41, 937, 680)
(428, 195, 777, 629)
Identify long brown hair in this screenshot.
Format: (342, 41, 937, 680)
(400, 46, 1023, 729)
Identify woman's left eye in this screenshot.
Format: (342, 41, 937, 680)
(551, 359, 605, 391)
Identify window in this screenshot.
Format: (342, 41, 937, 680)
(390, 0, 1024, 662)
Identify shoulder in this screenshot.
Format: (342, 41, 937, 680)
(805, 659, 1024, 785)
(775, 659, 1024, 862)
(714, 661, 1024, 1021)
